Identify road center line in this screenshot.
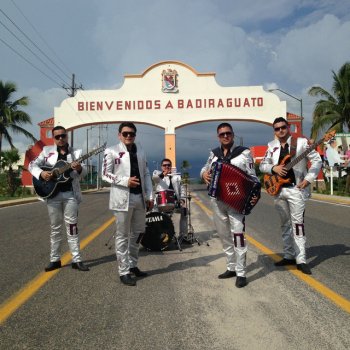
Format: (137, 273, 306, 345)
(0, 217, 115, 325)
(192, 196, 350, 314)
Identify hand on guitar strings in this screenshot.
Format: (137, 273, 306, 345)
(71, 161, 82, 173)
(40, 170, 53, 182)
(272, 164, 288, 177)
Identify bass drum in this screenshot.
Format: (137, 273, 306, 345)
(141, 212, 175, 251)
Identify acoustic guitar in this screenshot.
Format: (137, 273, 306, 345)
(33, 143, 106, 199)
(263, 131, 335, 196)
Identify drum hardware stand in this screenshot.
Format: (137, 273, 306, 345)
(104, 232, 115, 250)
(181, 192, 209, 247)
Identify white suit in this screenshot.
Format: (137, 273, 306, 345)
(29, 145, 87, 263)
(201, 145, 258, 277)
(102, 142, 153, 276)
(259, 136, 322, 263)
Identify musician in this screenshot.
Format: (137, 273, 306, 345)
(152, 158, 188, 240)
(259, 117, 322, 275)
(201, 122, 259, 288)
(102, 122, 153, 286)
(28, 126, 89, 272)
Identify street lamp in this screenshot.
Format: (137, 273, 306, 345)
(269, 87, 303, 121)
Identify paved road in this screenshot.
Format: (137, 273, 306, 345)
(0, 188, 349, 350)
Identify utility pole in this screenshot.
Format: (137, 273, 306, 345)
(63, 73, 83, 97)
(97, 125, 101, 190)
(62, 74, 83, 147)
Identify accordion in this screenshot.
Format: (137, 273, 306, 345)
(208, 162, 261, 215)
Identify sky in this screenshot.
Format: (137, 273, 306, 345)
(1, 0, 350, 177)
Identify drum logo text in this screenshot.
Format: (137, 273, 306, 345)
(146, 215, 164, 223)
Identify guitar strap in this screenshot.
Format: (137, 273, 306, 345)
(289, 137, 297, 159)
(212, 145, 248, 163)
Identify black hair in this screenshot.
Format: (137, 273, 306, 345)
(161, 158, 172, 166)
(217, 122, 234, 134)
(119, 122, 137, 133)
(272, 117, 288, 127)
(51, 125, 66, 134)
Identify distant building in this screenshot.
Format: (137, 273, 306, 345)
(21, 117, 54, 187)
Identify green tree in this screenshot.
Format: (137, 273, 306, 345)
(181, 160, 191, 184)
(308, 62, 350, 140)
(0, 81, 36, 166)
(0, 148, 21, 196)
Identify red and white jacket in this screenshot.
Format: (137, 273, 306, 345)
(102, 142, 153, 211)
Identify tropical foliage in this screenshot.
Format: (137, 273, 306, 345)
(308, 62, 350, 140)
(0, 81, 36, 165)
(0, 148, 22, 196)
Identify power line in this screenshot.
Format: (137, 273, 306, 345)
(0, 15, 70, 86)
(10, 0, 73, 77)
(0, 8, 71, 82)
(0, 36, 62, 86)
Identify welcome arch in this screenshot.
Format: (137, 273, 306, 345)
(54, 60, 286, 166)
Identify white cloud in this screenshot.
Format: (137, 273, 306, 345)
(269, 14, 350, 88)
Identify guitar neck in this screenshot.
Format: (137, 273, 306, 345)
(285, 138, 323, 171)
(57, 145, 105, 175)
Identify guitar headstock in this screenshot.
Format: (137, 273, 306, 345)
(91, 142, 107, 156)
(323, 130, 336, 143)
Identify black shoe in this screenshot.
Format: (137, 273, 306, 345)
(45, 260, 61, 272)
(72, 262, 90, 271)
(120, 274, 136, 286)
(274, 258, 296, 266)
(297, 263, 312, 275)
(218, 270, 237, 279)
(130, 267, 148, 277)
(235, 276, 248, 288)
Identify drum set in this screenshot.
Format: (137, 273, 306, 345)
(141, 188, 197, 251)
(105, 186, 205, 252)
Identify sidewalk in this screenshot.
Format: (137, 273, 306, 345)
(0, 189, 104, 208)
(310, 192, 350, 205)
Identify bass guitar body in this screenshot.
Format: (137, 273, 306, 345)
(263, 155, 292, 196)
(33, 161, 72, 199)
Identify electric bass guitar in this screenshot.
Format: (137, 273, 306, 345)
(33, 143, 106, 199)
(263, 131, 335, 196)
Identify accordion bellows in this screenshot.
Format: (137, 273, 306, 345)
(208, 162, 261, 215)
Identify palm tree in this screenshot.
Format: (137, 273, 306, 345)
(0, 81, 37, 166)
(0, 148, 21, 196)
(181, 160, 191, 184)
(308, 62, 350, 140)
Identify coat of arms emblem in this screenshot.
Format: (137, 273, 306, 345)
(162, 69, 178, 93)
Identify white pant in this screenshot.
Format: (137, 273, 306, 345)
(113, 194, 146, 276)
(274, 187, 307, 264)
(47, 191, 81, 263)
(211, 198, 247, 277)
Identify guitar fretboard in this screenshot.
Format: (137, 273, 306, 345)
(285, 138, 323, 171)
(57, 144, 106, 175)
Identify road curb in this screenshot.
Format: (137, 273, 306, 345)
(0, 189, 105, 208)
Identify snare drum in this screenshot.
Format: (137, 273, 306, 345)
(156, 189, 175, 212)
(141, 212, 175, 251)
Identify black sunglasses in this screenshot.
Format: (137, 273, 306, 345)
(218, 131, 233, 138)
(54, 134, 67, 140)
(274, 125, 288, 132)
(162, 164, 171, 167)
(121, 131, 136, 138)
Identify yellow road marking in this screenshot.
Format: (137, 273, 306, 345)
(192, 196, 350, 314)
(0, 217, 115, 325)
